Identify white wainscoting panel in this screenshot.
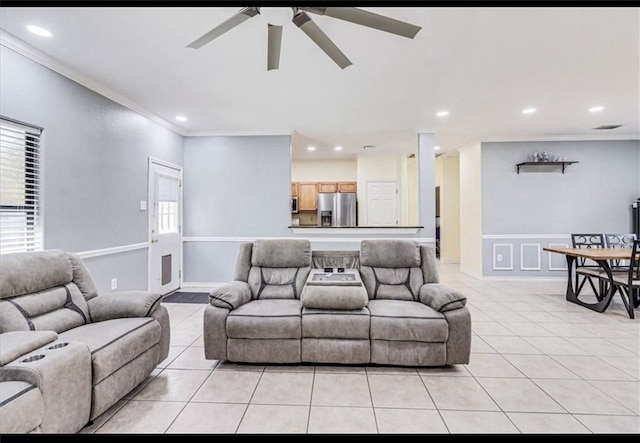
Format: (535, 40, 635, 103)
(547, 242, 569, 271)
(520, 243, 541, 271)
(492, 243, 513, 270)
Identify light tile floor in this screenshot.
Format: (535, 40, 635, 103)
(82, 263, 640, 434)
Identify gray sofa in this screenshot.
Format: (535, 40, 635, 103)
(204, 239, 471, 366)
(0, 249, 170, 433)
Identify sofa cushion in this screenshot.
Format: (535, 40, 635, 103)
(0, 249, 72, 299)
(0, 381, 43, 433)
(0, 283, 90, 334)
(360, 240, 421, 268)
(419, 284, 467, 312)
(301, 284, 368, 310)
(302, 307, 370, 339)
(227, 299, 302, 339)
(248, 266, 310, 300)
(368, 299, 448, 342)
(359, 266, 423, 301)
(58, 317, 161, 384)
(251, 239, 311, 268)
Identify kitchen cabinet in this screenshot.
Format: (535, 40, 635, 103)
(337, 181, 357, 193)
(291, 182, 299, 196)
(317, 182, 337, 193)
(298, 182, 317, 211)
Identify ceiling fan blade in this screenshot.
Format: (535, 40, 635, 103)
(187, 7, 259, 49)
(267, 24, 283, 71)
(292, 11, 352, 69)
(302, 7, 422, 39)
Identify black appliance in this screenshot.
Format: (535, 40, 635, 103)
(633, 198, 640, 237)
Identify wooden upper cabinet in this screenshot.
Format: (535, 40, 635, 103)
(298, 182, 317, 211)
(317, 182, 337, 193)
(291, 182, 299, 196)
(337, 182, 357, 193)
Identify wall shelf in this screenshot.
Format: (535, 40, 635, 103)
(516, 161, 578, 174)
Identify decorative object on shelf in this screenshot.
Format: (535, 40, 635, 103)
(530, 151, 567, 162)
(516, 160, 579, 174)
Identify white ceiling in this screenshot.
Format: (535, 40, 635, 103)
(1, 6, 638, 160)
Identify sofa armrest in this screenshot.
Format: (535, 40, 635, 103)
(87, 291, 163, 322)
(209, 281, 252, 310)
(0, 331, 58, 366)
(419, 283, 467, 312)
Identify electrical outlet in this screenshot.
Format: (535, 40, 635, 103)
(111, 278, 117, 291)
(497, 254, 503, 261)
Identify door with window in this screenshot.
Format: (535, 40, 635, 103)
(148, 159, 182, 295)
(366, 181, 398, 226)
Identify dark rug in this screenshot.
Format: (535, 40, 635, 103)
(162, 291, 209, 304)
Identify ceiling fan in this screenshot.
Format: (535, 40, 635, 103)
(186, 7, 422, 70)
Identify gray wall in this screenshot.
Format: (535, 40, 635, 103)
(0, 46, 184, 292)
(480, 140, 640, 277)
(182, 134, 434, 283)
(182, 135, 292, 282)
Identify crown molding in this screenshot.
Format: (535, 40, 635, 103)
(186, 130, 293, 137)
(481, 133, 639, 143)
(1, 30, 187, 137)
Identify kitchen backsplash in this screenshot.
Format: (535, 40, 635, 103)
(293, 211, 317, 226)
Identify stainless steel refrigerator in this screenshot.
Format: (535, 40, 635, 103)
(317, 193, 357, 227)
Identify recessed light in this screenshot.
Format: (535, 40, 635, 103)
(589, 106, 604, 113)
(27, 25, 52, 37)
(436, 111, 449, 117)
(434, 146, 441, 150)
(334, 146, 343, 151)
(522, 107, 537, 115)
(307, 146, 316, 151)
(175, 116, 187, 122)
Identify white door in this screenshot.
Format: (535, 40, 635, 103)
(148, 159, 182, 295)
(366, 181, 398, 225)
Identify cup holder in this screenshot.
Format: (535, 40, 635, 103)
(22, 354, 45, 363)
(47, 342, 69, 350)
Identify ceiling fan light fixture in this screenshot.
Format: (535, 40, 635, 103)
(187, 7, 422, 70)
(259, 7, 294, 26)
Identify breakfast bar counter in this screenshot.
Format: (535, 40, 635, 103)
(289, 226, 424, 235)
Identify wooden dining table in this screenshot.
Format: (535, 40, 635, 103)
(543, 247, 639, 319)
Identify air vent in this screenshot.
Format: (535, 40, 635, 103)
(362, 145, 376, 150)
(593, 124, 623, 130)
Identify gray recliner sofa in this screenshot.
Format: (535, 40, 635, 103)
(204, 238, 471, 366)
(0, 249, 170, 433)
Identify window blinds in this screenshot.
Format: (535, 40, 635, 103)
(0, 118, 42, 254)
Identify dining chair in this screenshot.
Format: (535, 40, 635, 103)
(604, 233, 638, 269)
(571, 233, 606, 299)
(611, 239, 640, 318)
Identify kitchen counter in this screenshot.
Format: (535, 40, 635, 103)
(289, 225, 424, 229)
